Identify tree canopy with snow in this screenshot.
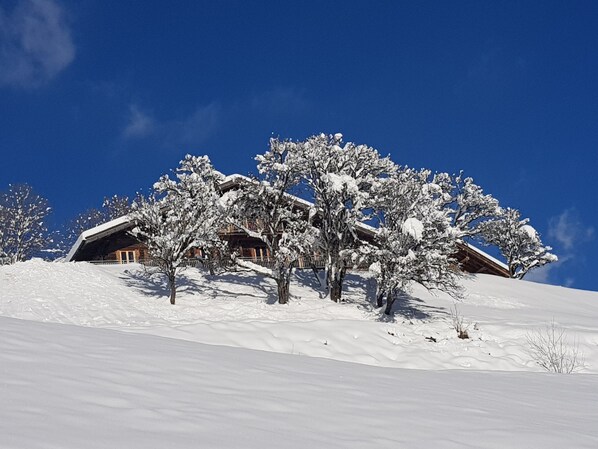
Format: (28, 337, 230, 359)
(433, 171, 501, 238)
(224, 138, 317, 304)
(130, 155, 224, 304)
(479, 207, 558, 279)
(0, 184, 52, 264)
(294, 133, 396, 302)
(371, 168, 462, 314)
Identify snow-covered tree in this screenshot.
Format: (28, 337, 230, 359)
(224, 138, 316, 304)
(56, 196, 132, 257)
(0, 184, 52, 263)
(61, 208, 106, 249)
(130, 155, 224, 304)
(478, 207, 557, 279)
(371, 168, 462, 314)
(295, 133, 396, 302)
(102, 194, 132, 220)
(155, 155, 226, 274)
(433, 171, 501, 238)
(0, 204, 8, 264)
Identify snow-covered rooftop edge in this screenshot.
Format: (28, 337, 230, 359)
(65, 174, 246, 262)
(461, 240, 509, 271)
(65, 215, 133, 262)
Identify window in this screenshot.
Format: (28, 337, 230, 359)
(118, 250, 136, 264)
(256, 247, 269, 261)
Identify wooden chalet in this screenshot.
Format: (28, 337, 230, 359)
(65, 174, 510, 278)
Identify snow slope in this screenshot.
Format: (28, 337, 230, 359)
(1, 316, 597, 449)
(2, 260, 598, 447)
(1, 259, 598, 372)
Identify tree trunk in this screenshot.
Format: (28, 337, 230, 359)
(168, 274, 176, 305)
(508, 257, 516, 278)
(330, 280, 342, 302)
(329, 265, 346, 303)
(376, 290, 385, 308)
(276, 264, 292, 304)
(204, 252, 217, 276)
(277, 276, 290, 305)
(384, 290, 395, 315)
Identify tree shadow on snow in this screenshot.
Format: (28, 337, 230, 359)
(293, 270, 380, 311)
(377, 290, 448, 323)
(293, 269, 326, 291)
(120, 268, 205, 300)
(207, 270, 279, 304)
(343, 274, 378, 309)
(121, 266, 281, 304)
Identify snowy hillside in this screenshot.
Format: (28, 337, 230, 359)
(2, 260, 598, 447)
(1, 259, 598, 372)
(1, 316, 597, 449)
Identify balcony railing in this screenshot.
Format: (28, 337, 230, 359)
(86, 255, 369, 271)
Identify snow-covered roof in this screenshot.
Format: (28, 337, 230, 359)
(460, 240, 509, 271)
(65, 176, 255, 262)
(65, 215, 135, 262)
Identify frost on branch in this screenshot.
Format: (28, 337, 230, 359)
(479, 207, 557, 279)
(58, 195, 133, 256)
(227, 138, 316, 304)
(130, 155, 224, 304)
(370, 168, 462, 315)
(433, 172, 501, 238)
(102, 194, 132, 220)
(294, 133, 396, 302)
(0, 184, 52, 264)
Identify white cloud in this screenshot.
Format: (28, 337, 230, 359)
(548, 208, 594, 251)
(525, 255, 571, 285)
(528, 209, 594, 287)
(123, 105, 155, 139)
(0, 0, 75, 88)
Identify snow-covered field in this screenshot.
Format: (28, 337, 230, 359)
(1, 260, 598, 447)
(2, 259, 598, 372)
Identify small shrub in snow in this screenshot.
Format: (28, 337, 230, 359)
(450, 304, 469, 339)
(526, 320, 584, 373)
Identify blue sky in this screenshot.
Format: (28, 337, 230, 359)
(0, 0, 596, 290)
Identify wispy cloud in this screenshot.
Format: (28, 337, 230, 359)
(0, 0, 75, 88)
(121, 86, 309, 150)
(548, 208, 594, 251)
(122, 102, 222, 149)
(169, 103, 221, 146)
(527, 208, 594, 287)
(123, 105, 155, 139)
(525, 254, 572, 285)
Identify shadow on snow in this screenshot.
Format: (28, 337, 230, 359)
(120, 265, 448, 321)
